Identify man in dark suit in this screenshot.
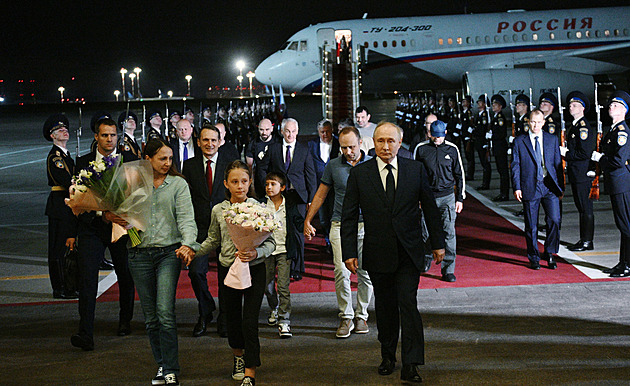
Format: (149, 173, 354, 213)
(341, 122, 445, 383)
(264, 117, 317, 280)
(307, 119, 340, 247)
(183, 124, 239, 337)
(170, 119, 198, 172)
(71, 117, 135, 351)
(512, 109, 564, 270)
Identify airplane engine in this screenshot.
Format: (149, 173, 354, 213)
(464, 69, 595, 101)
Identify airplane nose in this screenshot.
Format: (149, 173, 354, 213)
(254, 55, 277, 86)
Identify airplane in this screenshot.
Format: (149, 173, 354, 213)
(254, 7, 630, 100)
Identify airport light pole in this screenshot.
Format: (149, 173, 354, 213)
(58, 87, 65, 103)
(120, 68, 127, 100)
(129, 73, 136, 99)
(168, 90, 173, 98)
(246, 71, 255, 98)
(114, 90, 120, 101)
(133, 67, 142, 98)
(236, 60, 245, 97)
(185, 75, 192, 97)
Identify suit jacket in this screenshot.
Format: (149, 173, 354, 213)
(307, 137, 340, 183)
(182, 147, 239, 242)
(264, 141, 317, 204)
(341, 157, 445, 273)
(511, 131, 564, 200)
(170, 138, 200, 173)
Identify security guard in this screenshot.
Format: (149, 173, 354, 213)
(44, 114, 79, 299)
(562, 91, 596, 251)
(445, 96, 461, 148)
(474, 95, 492, 190)
(461, 95, 476, 180)
(415, 120, 465, 282)
(117, 111, 141, 161)
(89, 111, 112, 154)
(539, 92, 560, 139)
(146, 110, 164, 142)
(592, 91, 630, 277)
(490, 94, 510, 201)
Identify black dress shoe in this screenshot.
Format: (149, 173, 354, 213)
(609, 265, 630, 277)
(71, 333, 94, 351)
(378, 357, 395, 375)
(567, 240, 594, 252)
(118, 321, 131, 336)
(99, 259, 114, 270)
(476, 185, 490, 191)
(193, 315, 212, 337)
(291, 273, 303, 281)
(492, 194, 509, 202)
(442, 273, 456, 282)
(546, 254, 557, 270)
(401, 364, 423, 383)
(514, 209, 524, 216)
(603, 262, 625, 274)
(421, 258, 432, 273)
(530, 261, 540, 270)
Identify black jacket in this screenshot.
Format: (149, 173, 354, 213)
(414, 140, 465, 202)
(565, 117, 596, 184)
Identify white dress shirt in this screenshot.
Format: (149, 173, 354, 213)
(319, 140, 332, 163)
(203, 152, 219, 179)
(529, 131, 547, 177)
(376, 156, 398, 190)
(179, 139, 195, 170)
(282, 140, 296, 164)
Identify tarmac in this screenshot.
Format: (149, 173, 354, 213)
(1, 98, 629, 385)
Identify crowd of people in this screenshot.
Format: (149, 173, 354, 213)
(42, 89, 630, 383)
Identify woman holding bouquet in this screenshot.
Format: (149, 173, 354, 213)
(192, 160, 276, 386)
(124, 138, 199, 386)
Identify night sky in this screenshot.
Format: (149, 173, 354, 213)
(2, 0, 626, 103)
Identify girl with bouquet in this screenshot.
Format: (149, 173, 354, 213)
(190, 160, 276, 386)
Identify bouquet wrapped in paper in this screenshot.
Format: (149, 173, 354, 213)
(223, 201, 281, 289)
(65, 156, 153, 247)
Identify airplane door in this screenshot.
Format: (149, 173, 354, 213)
(317, 28, 336, 50)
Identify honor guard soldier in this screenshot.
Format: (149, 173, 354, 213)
(184, 107, 198, 139)
(44, 114, 79, 299)
(514, 94, 531, 137)
(168, 110, 181, 140)
(437, 95, 448, 122)
(561, 91, 596, 251)
(490, 94, 510, 201)
(202, 106, 213, 125)
(591, 91, 630, 277)
(146, 110, 164, 141)
(118, 111, 141, 161)
(461, 95, 476, 180)
(89, 111, 112, 153)
(539, 92, 560, 139)
(474, 95, 492, 190)
(216, 105, 228, 126)
(446, 96, 461, 148)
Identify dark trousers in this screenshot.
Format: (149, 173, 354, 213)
(474, 140, 491, 188)
(493, 139, 510, 196)
(611, 191, 630, 265)
(188, 253, 217, 318)
(571, 181, 595, 242)
(47, 217, 67, 292)
(291, 203, 306, 275)
(522, 181, 561, 263)
(77, 233, 135, 338)
(464, 140, 475, 179)
(219, 262, 267, 368)
(368, 241, 424, 365)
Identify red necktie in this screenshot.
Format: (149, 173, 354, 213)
(206, 159, 213, 194)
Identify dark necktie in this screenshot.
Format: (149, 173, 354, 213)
(534, 136, 543, 181)
(385, 164, 395, 206)
(183, 142, 189, 161)
(206, 159, 213, 194)
(285, 145, 292, 171)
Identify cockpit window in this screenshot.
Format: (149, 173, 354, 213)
(288, 41, 299, 51)
(280, 41, 290, 50)
(299, 40, 308, 51)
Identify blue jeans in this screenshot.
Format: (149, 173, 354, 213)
(128, 244, 181, 376)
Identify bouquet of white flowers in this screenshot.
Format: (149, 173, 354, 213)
(222, 201, 281, 289)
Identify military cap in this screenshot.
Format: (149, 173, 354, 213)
(218, 105, 226, 112)
(463, 95, 472, 104)
(448, 95, 456, 102)
(430, 120, 447, 137)
(90, 111, 112, 133)
(539, 92, 558, 108)
(43, 113, 69, 141)
(610, 91, 630, 118)
(566, 91, 590, 113)
(169, 110, 181, 119)
(147, 110, 162, 121)
(477, 94, 489, 104)
(515, 94, 530, 106)
(117, 111, 138, 130)
(202, 105, 212, 113)
(184, 107, 194, 115)
(491, 94, 506, 109)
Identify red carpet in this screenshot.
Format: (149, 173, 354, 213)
(100, 195, 626, 302)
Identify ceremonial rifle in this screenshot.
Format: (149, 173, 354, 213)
(529, 88, 535, 111)
(215, 102, 220, 124)
(484, 93, 492, 159)
(589, 82, 603, 200)
(165, 102, 170, 139)
(141, 104, 147, 151)
(508, 90, 516, 165)
(199, 101, 203, 127)
(557, 87, 567, 187)
(119, 101, 130, 155)
(76, 106, 82, 159)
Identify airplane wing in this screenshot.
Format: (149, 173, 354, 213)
(562, 41, 630, 68)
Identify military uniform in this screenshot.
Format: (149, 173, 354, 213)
(490, 95, 510, 201)
(118, 111, 141, 161)
(445, 99, 461, 148)
(43, 114, 79, 299)
(473, 95, 492, 189)
(565, 92, 596, 251)
(461, 99, 475, 180)
(146, 110, 164, 142)
(539, 93, 561, 139)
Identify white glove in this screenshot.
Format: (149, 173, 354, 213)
(507, 148, 512, 155)
(483, 144, 489, 149)
(456, 123, 462, 130)
(453, 132, 460, 137)
(559, 146, 568, 157)
(485, 131, 493, 140)
(508, 136, 514, 144)
(591, 151, 603, 162)
(468, 127, 474, 134)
